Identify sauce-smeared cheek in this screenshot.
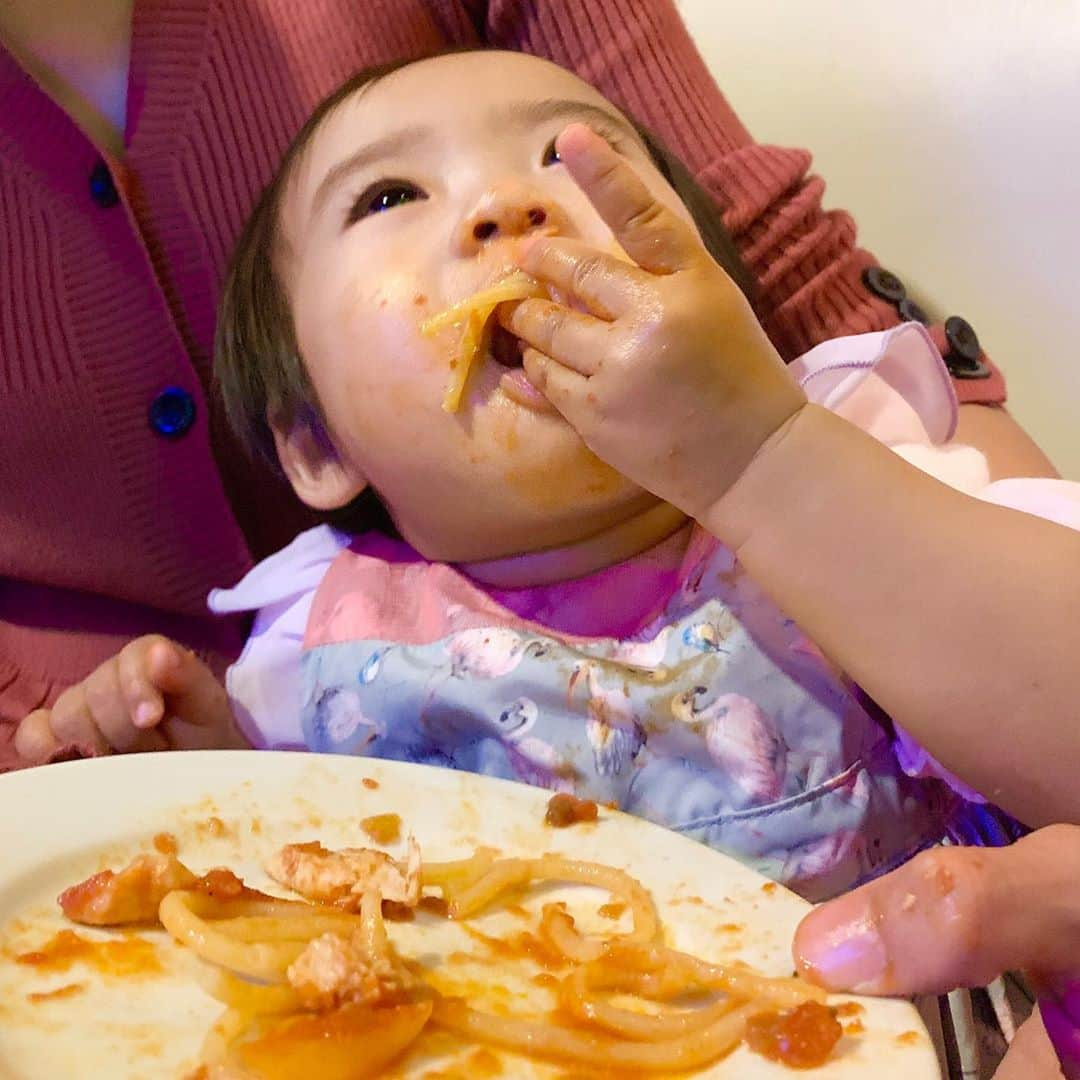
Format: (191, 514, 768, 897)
(502, 445, 624, 510)
(486, 410, 520, 455)
(335, 280, 442, 420)
(344, 276, 432, 362)
(480, 369, 627, 512)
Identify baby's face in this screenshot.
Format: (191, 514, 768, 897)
(278, 51, 692, 562)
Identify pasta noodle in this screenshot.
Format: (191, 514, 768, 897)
(158, 891, 343, 983)
(57, 833, 842, 1077)
(431, 995, 758, 1072)
(419, 846, 498, 892)
(420, 271, 547, 412)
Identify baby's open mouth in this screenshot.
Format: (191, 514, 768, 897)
(489, 323, 525, 369)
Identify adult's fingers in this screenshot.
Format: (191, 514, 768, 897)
(555, 123, 703, 274)
(794, 826, 1080, 994)
(13, 709, 61, 763)
(517, 236, 651, 319)
(504, 298, 612, 378)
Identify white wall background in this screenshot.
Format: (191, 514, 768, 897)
(678, 0, 1080, 477)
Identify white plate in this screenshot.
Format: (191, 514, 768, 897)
(0, 752, 939, 1078)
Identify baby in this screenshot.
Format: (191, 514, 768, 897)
(18, 50, 1080, 902)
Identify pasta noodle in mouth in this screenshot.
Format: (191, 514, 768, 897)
(51, 821, 843, 1078)
(421, 271, 548, 413)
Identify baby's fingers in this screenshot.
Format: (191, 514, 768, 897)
(117, 637, 173, 730)
(521, 346, 589, 417)
(133, 638, 242, 749)
(505, 299, 611, 378)
(555, 123, 702, 274)
(118, 636, 238, 750)
(144, 638, 230, 727)
(83, 656, 167, 752)
(41, 682, 111, 756)
(517, 237, 650, 319)
(14, 709, 62, 763)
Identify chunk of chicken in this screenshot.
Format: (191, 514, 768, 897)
(58, 854, 197, 925)
(286, 928, 417, 1010)
(287, 886, 418, 1010)
(265, 836, 421, 911)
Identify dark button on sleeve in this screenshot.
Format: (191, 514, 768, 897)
(862, 266, 907, 303)
(943, 315, 990, 379)
(897, 298, 929, 325)
(149, 387, 196, 438)
(89, 159, 120, 208)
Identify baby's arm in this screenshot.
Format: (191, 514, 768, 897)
(14, 635, 248, 762)
(508, 125, 1080, 828)
(707, 406, 1080, 827)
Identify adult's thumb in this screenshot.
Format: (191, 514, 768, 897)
(794, 826, 1080, 996)
(794, 827, 1080, 1078)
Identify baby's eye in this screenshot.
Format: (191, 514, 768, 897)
(541, 137, 561, 167)
(347, 180, 427, 225)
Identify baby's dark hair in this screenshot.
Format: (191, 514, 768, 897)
(215, 49, 753, 534)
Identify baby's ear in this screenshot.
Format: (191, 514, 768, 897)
(271, 413, 367, 510)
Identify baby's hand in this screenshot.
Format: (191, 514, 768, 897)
(14, 635, 247, 763)
(505, 123, 806, 522)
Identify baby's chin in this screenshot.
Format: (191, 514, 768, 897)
(446, 493, 683, 590)
(398, 478, 657, 568)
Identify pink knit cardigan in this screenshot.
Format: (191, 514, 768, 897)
(0, 0, 1004, 768)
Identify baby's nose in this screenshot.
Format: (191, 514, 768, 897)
(454, 186, 561, 255)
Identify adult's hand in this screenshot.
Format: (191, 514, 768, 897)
(794, 826, 1080, 1078)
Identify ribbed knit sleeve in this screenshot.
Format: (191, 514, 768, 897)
(469, 0, 1004, 403)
